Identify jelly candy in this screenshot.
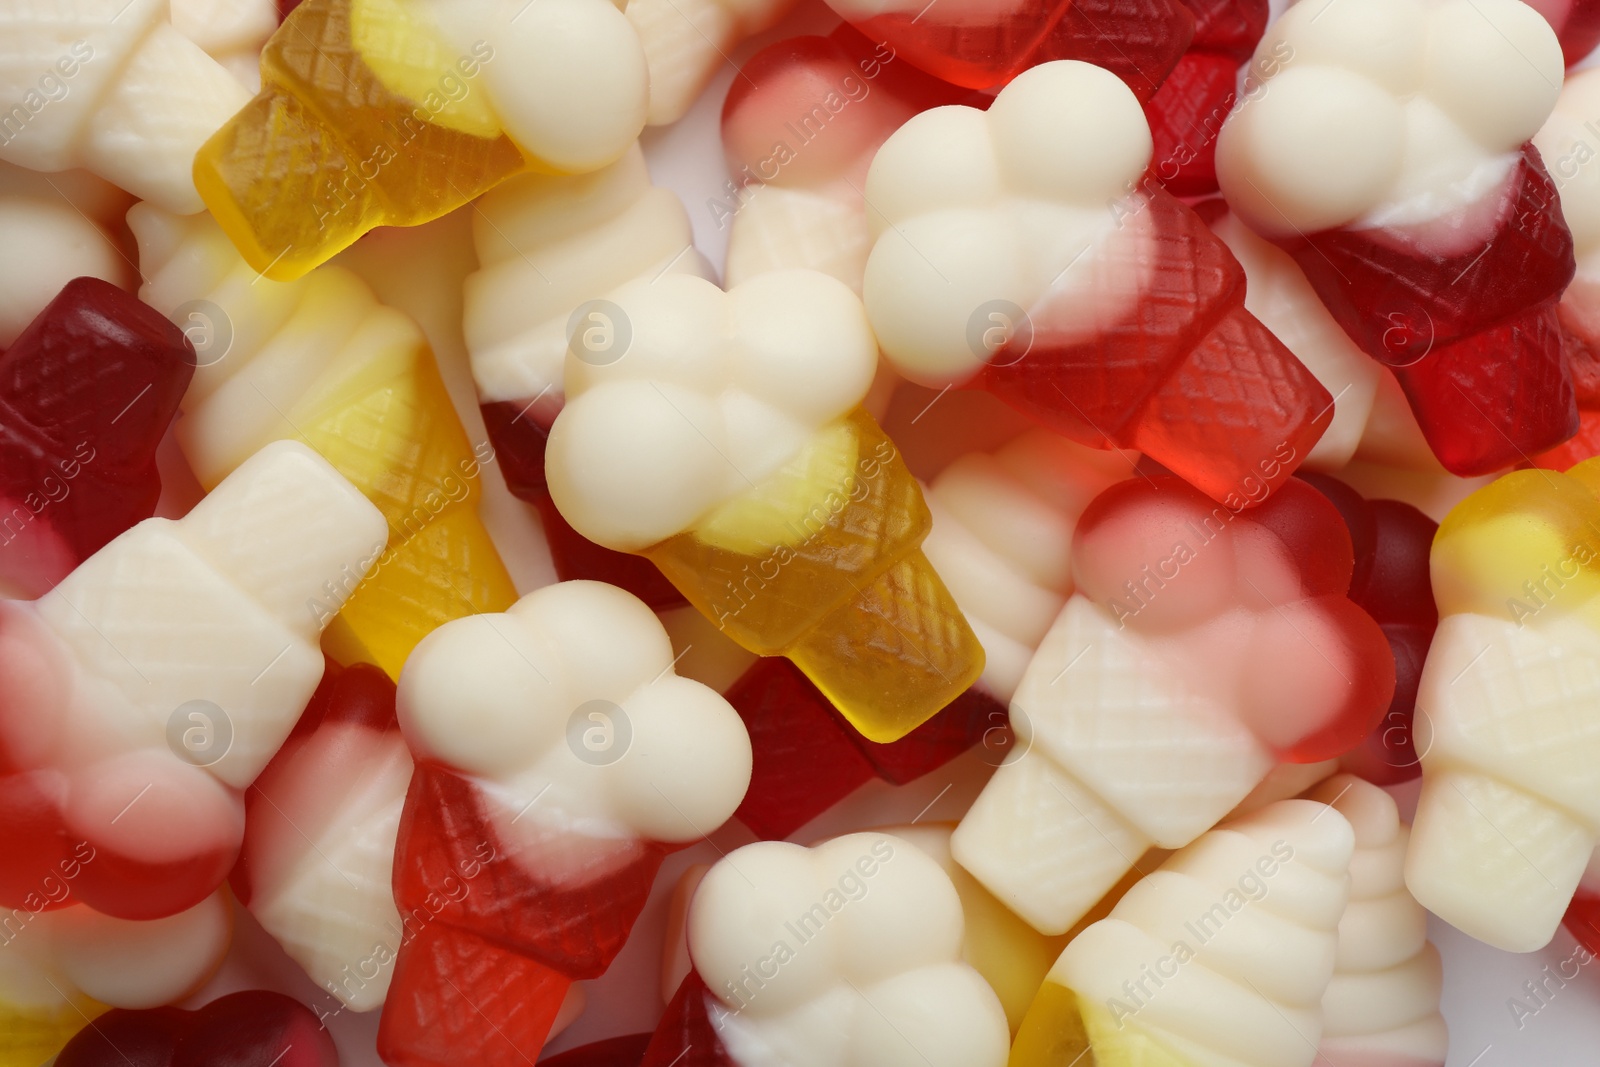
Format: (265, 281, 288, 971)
(466, 145, 703, 607)
(732, 431, 1127, 839)
(1306, 776, 1446, 1067)
(379, 581, 751, 1067)
(720, 25, 974, 292)
(0, 893, 229, 1067)
(1300, 474, 1439, 786)
(0, 277, 194, 600)
(54, 990, 339, 1067)
(952, 476, 1393, 933)
(544, 1034, 654, 1067)
(627, 0, 797, 126)
(643, 832, 1010, 1067)
(233, 659, 411, 1011)
(1565, 869, 1600, 957)
(1142, 0, 1269, 197)
(1009, 799, 1352, 1067)
(170, 0, 278, 87)
(193, 0, 649, 280)
(1537, 69, 1600, 427)
(546, 270, 984, 742)
(821, 0, 1192, 98)
(131, 205, 518, 679)
(0, 440, 387, 920)
(1406, 458, 1600, 951)
(863, 61, 1333, 507)
(1529, 0, 1600, 66)
(0, 164, 132, 349)
(0, 0, 249, 212)
(1216, 0, 1577, 476)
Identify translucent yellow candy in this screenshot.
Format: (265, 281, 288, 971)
(286, 335, 518, 677)
(1010, 984, 1197, 1067)
(194, 0, 524, 281)
(645, 408, 983, 742)
(0, 1000, 106, 1067)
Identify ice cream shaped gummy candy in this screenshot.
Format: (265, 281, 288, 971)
(467, 145, 704, 607)
(1009, 799, 1353, 1067)
(1307, 776, 1447, 1067)
(193, 0, 649, 281)
(1405, 458, 1600, 951)
(1215, 0, 1578, 476)
(0, 278, 194, 600)
(863, 61, 1332, 507)
(0, 440, 386, 922)
(380, 581, 751, 1067)
(719, 26, 972, 293)
(643, 832, 1010, 1067)
(131, 204, 517, 679)
(53, 990, 339, 1067)
(0, 164, 133, 350)
(821, 0, 1192, 97)
(1141, 0, 1270, 198)
(0, 893, 230, 1067)
(546, 270, 984, 742)
(952, 476, 1393, 934)
(169, 0, 278, 87)
(232, 660, 410, 1011)
(730, 431, 1128, 839)
(627, 0, 796, 126)
(0, 0, 249, 213)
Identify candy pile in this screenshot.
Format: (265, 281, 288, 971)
(4, 0, 1600, 1065)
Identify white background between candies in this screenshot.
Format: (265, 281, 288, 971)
(142, 0, 1600, 1064)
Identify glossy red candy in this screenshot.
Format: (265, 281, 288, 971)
(827, 0, 1193, 98)
(639, 972, 739, 1067)
(1280, 147, 1579, 476)
(479, 400, 684, 608)
(0, 276, 193, 598)
(377, 763, 673, 1067)
(55, 991, 339, 1067)
(1563, 888, 1600, 957)
(1143, 0, 1270, 196)
(1299, 474, 1439, 784)
(731, 657, 1006, 840)
(1533, 408, 1600, 470)
(1531, 0, 1600, 66)
(542, 1034, 654, 1067)
(977, 187, 1333, 506)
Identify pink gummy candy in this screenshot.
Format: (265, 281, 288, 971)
(729, 657, 1006, 840)
(0, 277, 193, 598)
(827, 0, 1193, 98)
(54, 991, 339, 1067)
(1143, 0, 1270, 196)
(1279, 146, 1579, 475)
(1299, 474, 1438, 784)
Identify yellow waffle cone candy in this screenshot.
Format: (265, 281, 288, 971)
(0, 1000, 106, 1067)
(131, 204, 516, 678)
(646, 408, 983, 742)
(195, 0, 648, 280)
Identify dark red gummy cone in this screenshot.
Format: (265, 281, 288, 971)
(56, 991, 338, 1067)
(0, 276, 193, 597)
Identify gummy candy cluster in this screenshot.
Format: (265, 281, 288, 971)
(6, 0, 1600, 1065)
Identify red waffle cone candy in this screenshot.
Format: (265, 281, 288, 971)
(1282, 145, 1579, 475)
(378, 763, 672, 1065)
(542, 1034, 654, 1067)
(56, 992, 339, 1067)
(640, 972, 740, 1067)
(829, 0, 1192, 95)
(0, 276, 194, 597)
(977, 187, 1332, 506)
(1299, 473, 1439, 783)
(729, 657, 1007, 840)
(1143, 0, 1270, 195)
